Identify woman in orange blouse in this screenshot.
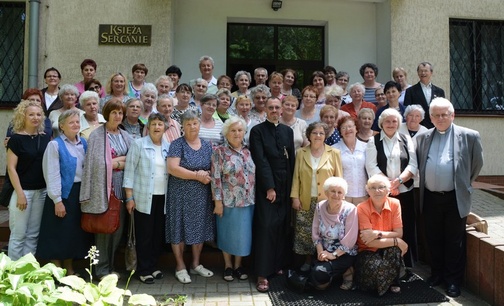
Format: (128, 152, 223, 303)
(355, 174, 408, 296)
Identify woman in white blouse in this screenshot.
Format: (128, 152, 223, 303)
(279, 95, 309, 151)
(365, 108, 417, 268)
(332, 116, 368, 205)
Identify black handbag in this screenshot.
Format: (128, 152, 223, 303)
(286, 269, 311, 293)
(0, 173, 14, 207)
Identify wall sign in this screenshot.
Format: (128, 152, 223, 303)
(99, 24, 152, 46)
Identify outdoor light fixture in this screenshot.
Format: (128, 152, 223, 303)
(271, 0, 282, 11)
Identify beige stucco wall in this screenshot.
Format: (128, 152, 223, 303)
(38, 0, 174, 88)
(390, 0, 504, 175)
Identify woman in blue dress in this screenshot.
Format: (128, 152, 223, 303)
(165, 110, 215, 284)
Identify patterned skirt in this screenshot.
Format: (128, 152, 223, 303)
(355, 246, 403, 296)
(293, 197, 317, 255)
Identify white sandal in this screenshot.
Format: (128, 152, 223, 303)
(190, 264, 214, 277)
(175, 269, 191, 284)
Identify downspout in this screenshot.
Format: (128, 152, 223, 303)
(27, 0, 41, 88)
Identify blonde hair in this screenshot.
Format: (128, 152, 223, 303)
(105, 73, 129, 95)
(12, 100, 45, 133)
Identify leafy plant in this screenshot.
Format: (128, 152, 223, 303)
(0, 247, 157, 305)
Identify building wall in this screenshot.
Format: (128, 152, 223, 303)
(38, 0, 174, 88)
(390, 0, 504, 175)
(172, 0, 388, 84)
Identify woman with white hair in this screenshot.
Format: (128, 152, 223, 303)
(49, 84, 84, 137)
(191, 78, 209, 109)
(365, 108, 417, 268)
(310, 177, 358, 290)
(79, 90, 106, 140)
(355, 174, 408, 295)
(232, 71, 251, 98)
(399, 105, 427, 139)
(139, 83, 158, 124)
(340, 82, 377, 119)
(325, 85, 350, 123)
(211, 116, 256, 282)
(155, 75, 173, 97)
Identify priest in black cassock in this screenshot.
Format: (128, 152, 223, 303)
(249, 97, 296, 293)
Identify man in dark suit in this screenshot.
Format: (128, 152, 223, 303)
(416, 98, 484, 298)
(404, 62, 445, 128)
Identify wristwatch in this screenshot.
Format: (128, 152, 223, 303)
(377, 232, 383, 240)
(398, 177, 404, 184)
(332, 251, 339, 259)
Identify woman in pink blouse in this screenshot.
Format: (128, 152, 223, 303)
(311, 177, 358, 290)
(211, 116, 256, 282)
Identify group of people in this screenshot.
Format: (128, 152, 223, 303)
(5, 57, 483, 299)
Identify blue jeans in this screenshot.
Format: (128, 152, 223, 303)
(8, 189, 46, 260)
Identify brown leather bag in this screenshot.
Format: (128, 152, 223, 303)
(81, 193, 121, 234)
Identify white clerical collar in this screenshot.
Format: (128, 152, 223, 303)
(436, 124, 453, 135)
(266, 118, 279, 126)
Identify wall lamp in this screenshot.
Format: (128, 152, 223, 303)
(271, 0, 282, 11)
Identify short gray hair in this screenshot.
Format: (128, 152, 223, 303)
(234, 70, 251, 83)
(404, 104, 425, 120)
(140, 83, 158, 100)
(180, 109, 200, 125)
(157, 94, 174, 107)
(79, 90, 99, 106)
(378, 108, 403, 130)
(222, 115, 247, 136)
(199, 55, 214, 67)
(58, 109, 81, 132)
(58, 84, 79, 100)
(249, 84, 271, 100)
(323, 177, 348, 194)
(366, 174, 391, 190)
(147, 112, 168, 131)
(348, 82, 365, 95)
(324, 85, 344, 97)
(125, 98, 144, 112)
(358, 108, 375, 121)
(216, 88, 232, 99)
(155, 75, 173, 87)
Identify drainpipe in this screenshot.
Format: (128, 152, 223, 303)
(27, 0, 41, 88)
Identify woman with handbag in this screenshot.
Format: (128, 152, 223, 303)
(80, 98, 132, 280)
(37, 109, 92, 274)
(6, 100, 51, 260)
(123, 113, 170, 284)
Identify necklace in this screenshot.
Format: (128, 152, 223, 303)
(384, 138, 396, 160)
(20, 131, 38, 139)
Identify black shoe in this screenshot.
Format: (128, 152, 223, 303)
(426, 275, 443, 287)
(446, 284, 461, 298)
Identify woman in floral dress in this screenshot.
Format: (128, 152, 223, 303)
(211, 116, 255, 282)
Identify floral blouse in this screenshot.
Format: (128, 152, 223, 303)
(312, 199, 359, 256)
(211, 143, 256, 208)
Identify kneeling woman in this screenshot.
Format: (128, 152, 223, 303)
(123, 113, 170, 284)
(311, 177, 358, 290)
(355, 174, 408, 296)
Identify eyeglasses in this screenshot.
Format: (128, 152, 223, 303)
(128, 105, 141, 109)
(89, 86, 101, 91)
(375, 93, 385, 97)
(340, 125, 355, 131)
(310, 132, 325, 136)
(267, 106, 281, 110)
(431, 113, 452, 119)
(45, 75, 59, 79)
(369, 185, 387, 191)
(337, 78, 348, 82)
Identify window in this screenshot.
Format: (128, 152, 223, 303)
(450, 19, 504, 113)
(0, 2, 26, 107)
(227, 23, 324, 89)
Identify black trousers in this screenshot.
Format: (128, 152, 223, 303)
(311, 254, 355, 286)
(391, 189, 417, 267)
(135, 195, 166, 276)
(423, 189, 466, 286)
